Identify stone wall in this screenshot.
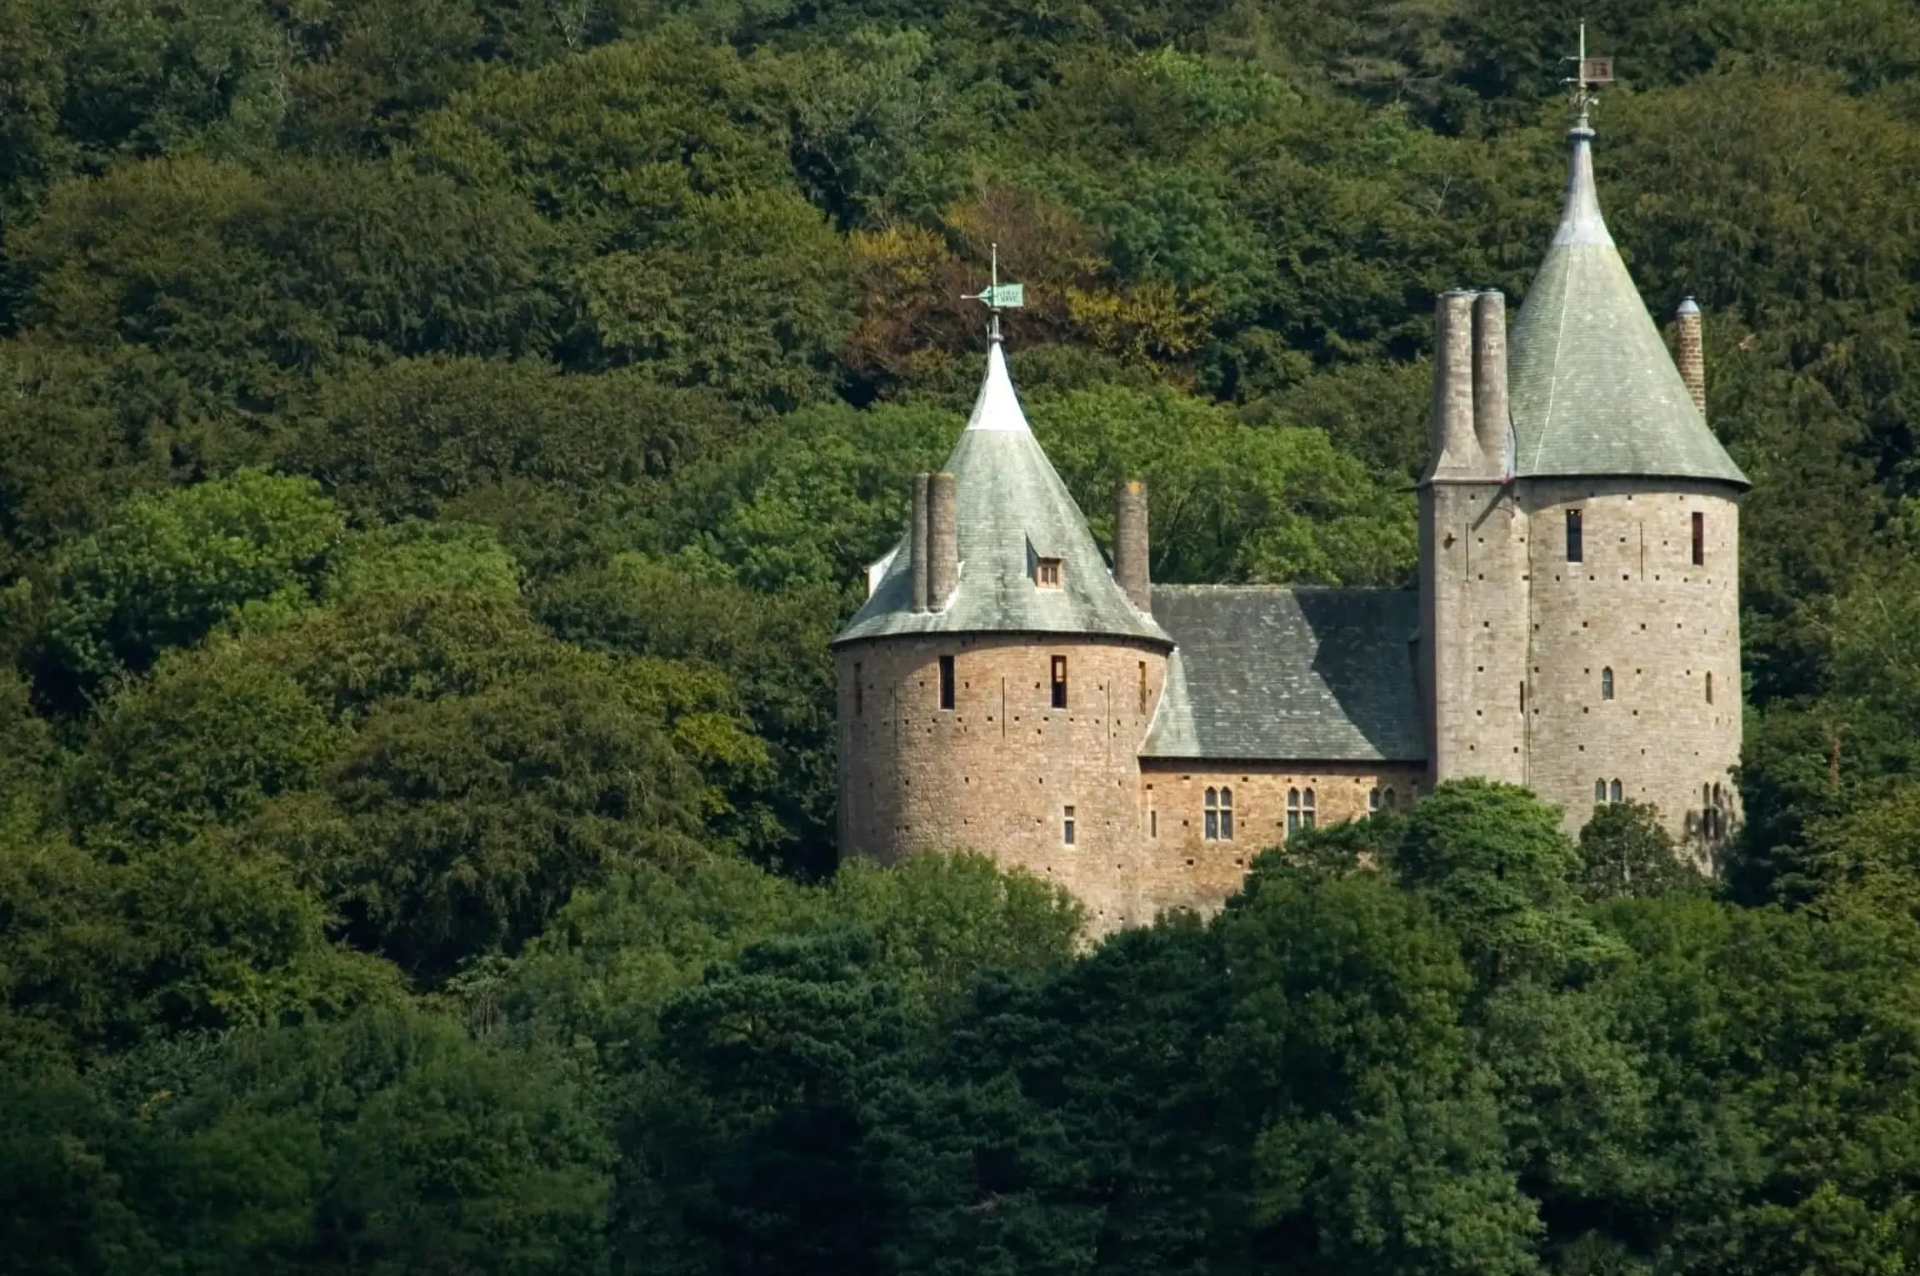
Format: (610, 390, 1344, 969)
(1422, 480, 1530, 787)
(836, 632, 1169, 929)
(1135, 761, 1427, 916)
(1521, 478, 1742, 851)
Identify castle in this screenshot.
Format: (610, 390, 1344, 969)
(832, 116, 1747, 931)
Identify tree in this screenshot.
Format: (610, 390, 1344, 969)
(1392, 780, 1623, 984)
(1576, 800, 1703, 902)
(250, 661, 716, 980)
(1033, 384, 1418, 586)
(575, 188, 855, 409)
(43, 471, 344, 679)
(67, 645, 342, 854)
(287, 356, 738, 524)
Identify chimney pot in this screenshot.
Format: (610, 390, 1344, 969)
(1114, 480, 1151, 611)
(1676, 297, 1706, 417)
(1429, 290, 1480, 474)
(909, 472, 930, 613)
(927, 471, 958, 608)
(1472, 290, 1509, 470)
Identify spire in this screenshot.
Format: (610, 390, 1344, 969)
(1503, 37, 1746, 488)
(833, 261, 1169, 649)
(963, 342, 1031, 433)
(1552, 126, 1612, 249)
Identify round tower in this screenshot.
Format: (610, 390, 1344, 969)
(1422, 115, 1747, 857)
(833, 336, 1173, 927)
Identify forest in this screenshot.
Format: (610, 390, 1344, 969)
(6, 0, 1920, 1272)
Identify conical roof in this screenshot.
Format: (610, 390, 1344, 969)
(833, 341, 1171, 647)
(1507, 127, 1748, 486)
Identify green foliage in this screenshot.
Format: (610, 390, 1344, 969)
(68, 647, 342, 853)
(288, 357, 736, 524)
(322, 521, 521, 603)
(1576, 801, 1703, 902)
(576, 188, 855, 408)
(251, 662, 712, 981)
(1036, 383, 1419, 584)
(9, 6, 1920, 1274)
(1394, 780, 1622, 983)
(44, 471, 344, 678)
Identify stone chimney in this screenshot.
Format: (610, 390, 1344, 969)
(1675, 297, 1705, 417)
(1427, 290, 1480, 477)
(1472, 290, 1509, 470)
(909, 472, 930, 613)
(927, 471, 958, 609)
(1113, 479, 1150, 611)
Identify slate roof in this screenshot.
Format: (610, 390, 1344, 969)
(833, 341, 1172, 648)
(1507, 128, 1748, 487)
(1143, 586, 1425, 763)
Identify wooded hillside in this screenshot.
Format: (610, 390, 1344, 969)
(7, 2, 1920, 1272)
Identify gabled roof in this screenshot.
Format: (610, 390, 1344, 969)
(1507, 127, 1748, 487)
(1142, 585, 1424, 763)
(833, 341, 1171, 648)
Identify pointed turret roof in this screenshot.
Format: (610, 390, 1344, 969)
(1507, 126, 1748, 486)
(833, 340, 1171, 647)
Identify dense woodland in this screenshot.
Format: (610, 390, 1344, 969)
(8, 1, 1920, 1272)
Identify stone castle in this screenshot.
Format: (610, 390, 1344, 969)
(831, 118, 1746, 930)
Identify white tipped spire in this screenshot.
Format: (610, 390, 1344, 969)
(961, 242, 1032, 433)
(1554, 23, 1616, 247)
(1551, 127, 1614, 248)
(964, 341, 1032, 433)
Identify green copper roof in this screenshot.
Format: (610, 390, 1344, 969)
(833, 341, 1171, 648)
(1143, 586, 1424, 763)
(1508, 128, 1748, 487)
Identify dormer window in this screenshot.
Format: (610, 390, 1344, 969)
(1035, 557, 1063, 590)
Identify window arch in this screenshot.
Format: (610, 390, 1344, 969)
(1204, 787, 1220, 841)
(1219, 787, 1234, 840)
(1369, 787, 1382, 813)
(1302, 788, 1316, 828)
(1566, 509, 1584, 562)
(1383, 786, 1397, 809)
(1286, 787, 1302, 836)
(1595, 778, 1607, 805)
(1610, 778, 1623, 803)
(1601, 667, 1614, 700)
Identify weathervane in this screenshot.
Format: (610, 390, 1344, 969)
(1561, 22, 1613, 130)
(963, 242, 1024, 343)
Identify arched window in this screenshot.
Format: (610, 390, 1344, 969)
(1384, 787, 1397, 809)
(1595, 778, 1608, 805)
(1369, 787, 1382, 813)
(1601, 667, 1614, 700)
(1204, 788, 1220, 841)
(1286, 787, 1302, 836)
(1302, 788, 1317, 829)
(1219, 787, 1234, 840)
(1610, 779, 1623, 803)
(1566, 509, 1584, 562)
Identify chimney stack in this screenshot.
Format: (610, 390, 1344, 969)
(1114, 479, 1151, 612)
(1429, 290, 1480, 474)
(909, 472, 930, 613)
(1472, 290, 1509, 470)
(1675, 297, 1705, 417)
(927, 471, 958, 608)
